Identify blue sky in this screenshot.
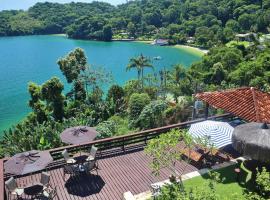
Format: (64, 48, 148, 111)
(0, 0, 126, 11)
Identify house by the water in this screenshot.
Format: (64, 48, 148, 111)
(152, 39, 169, 46)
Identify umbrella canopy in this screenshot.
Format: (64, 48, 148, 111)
(232, 122, 270, 162)
(4, 150, 53, 175)
(189, 120, 234, 148)
(60, 126, 98, 145)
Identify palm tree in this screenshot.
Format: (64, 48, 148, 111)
(126, 54, 153, 88)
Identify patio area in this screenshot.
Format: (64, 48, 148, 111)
(7, 146, 198, 200)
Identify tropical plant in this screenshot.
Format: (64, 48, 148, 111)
(57, 48, 87, 101)
(136, 100, 168, 130)
(145, 129, 193, 180)
(126, 54, 153, 88)
(246, 167, 270, 199)
(128, 93, 151, 120)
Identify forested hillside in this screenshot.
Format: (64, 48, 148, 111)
(0, 0, 270, 46)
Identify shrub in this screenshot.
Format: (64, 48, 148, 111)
(136, 100, 168, 129)
(106, 85, 125, 114)
(128, 93, 150, 120)
(96, 120, 116, 139)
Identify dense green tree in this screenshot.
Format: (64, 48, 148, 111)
(107, 85, 125, 114)
(136, 100, 168, 129)
(41, 77, 65, 121)
(1, 0, 270, 47)
(28, 82, 48, 123)
(128, 93, 150, 120)
(102, 25, 113, 41)
(127, 22, 136, 37)
(57, 48, 87, 101)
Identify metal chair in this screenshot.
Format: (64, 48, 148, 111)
(5, 177, 24, 200)
(150, 183, 162, 200)
(86, 146, 98, 162)
(63, 165, 79, 181)
(40, 172, 50, 189)
(83, 160, 98, 175)
(42, 185, 59, 200)
(62, 149, 76, 164)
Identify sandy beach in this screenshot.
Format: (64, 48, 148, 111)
(173, 45, 208, 56)
(134, 41, 208, 56)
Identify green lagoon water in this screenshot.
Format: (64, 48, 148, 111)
(0, 35, 201, 135)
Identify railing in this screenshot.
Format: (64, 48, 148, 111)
(0, 113, 233, 200)
(0, 160, 4, 200)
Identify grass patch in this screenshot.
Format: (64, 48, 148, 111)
(183, 164, 253, 200)
(226, 41, 250, 48)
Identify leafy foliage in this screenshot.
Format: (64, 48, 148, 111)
(145, 129, 193, 176)
(1, 0, 270, 45)
(156, 171, 224, 200)
(126, 54, 153, 88)
(136, 100, 168, 129)
(245, 167, 270, 199)
(128, 93, 151, 120)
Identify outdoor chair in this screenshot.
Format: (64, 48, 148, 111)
(42, 185, 59, 200)
(86, 146, 98, 162)
(40, 172, 51, 189)
(62, 149, 76, 164)
(5, 177, 24, 200)
(150, 183, 162, 200)
(63, 164, 80, 181)
(83, 159, 98, 175)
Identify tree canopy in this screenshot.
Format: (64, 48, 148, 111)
(0, 0, 269, 45)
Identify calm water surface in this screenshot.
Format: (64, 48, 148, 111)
(0, 35, 201, 134)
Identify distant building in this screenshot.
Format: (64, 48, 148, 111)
(152, 39, 169, 46)
(259, 34, 270, 43)
(235, 33, 256, 42)
(187, 37, 195, 44)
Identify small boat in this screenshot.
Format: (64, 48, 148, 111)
(153, 56, 162, 60)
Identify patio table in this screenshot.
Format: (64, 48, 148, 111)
(73, 152, 89, 164)
(24, 184, 43, 198)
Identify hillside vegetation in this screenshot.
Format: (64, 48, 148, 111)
(0, 0, 270, 46)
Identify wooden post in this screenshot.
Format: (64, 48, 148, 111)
(204, 102, 209, 119)
(192, 94, 196, 120)
(0, 159, 5, 200)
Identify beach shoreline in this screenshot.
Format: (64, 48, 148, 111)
(173, 45, 208, 56)
(133, 41, 208, 56)
(49, 35, 207, 57)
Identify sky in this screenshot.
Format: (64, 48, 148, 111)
(0, 0, 126, 11)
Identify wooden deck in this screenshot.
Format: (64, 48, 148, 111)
(9, 146, 198, 200)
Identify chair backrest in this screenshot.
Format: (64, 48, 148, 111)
(62, 149, 70, 160)
(48, 186, 57, 199)
(84, 160, 95, 171)
(90, 146, 98, 158)
(5, 177, 17, 192)
(41, 172, 50, 186)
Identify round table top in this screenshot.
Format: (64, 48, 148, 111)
(24, 184, 43, 196)
(73, 152, 89, 163)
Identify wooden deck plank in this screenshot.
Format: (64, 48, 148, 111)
(9, 148, 198, 200)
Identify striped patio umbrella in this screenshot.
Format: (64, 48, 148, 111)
(188, 120, 234, 149)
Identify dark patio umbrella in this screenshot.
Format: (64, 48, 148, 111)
(60, 126, 98, 145)
(4, 150, 53, 175)
(232, 122, 270, 162)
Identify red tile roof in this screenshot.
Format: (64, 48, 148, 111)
(196, 87, 270, 123)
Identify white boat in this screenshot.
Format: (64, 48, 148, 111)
(153, 56, 162, 60)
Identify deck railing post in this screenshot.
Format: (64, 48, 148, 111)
(0, 159, 5, 200)
(144, 135, 148, 145)
(122, 137, 125, 152)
